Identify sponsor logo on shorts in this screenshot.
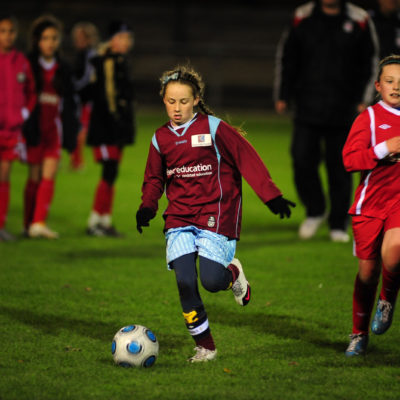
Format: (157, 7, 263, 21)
(207, 216, 216, 227)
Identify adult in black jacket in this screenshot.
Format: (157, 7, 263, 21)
(369, 0, 400, 58)
(274, 0, 379, 242)
(82, 21, 136, 237)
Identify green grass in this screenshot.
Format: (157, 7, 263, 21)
(1, 110, 400, 400)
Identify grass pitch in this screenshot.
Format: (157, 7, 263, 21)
(1, 110, 400, 400)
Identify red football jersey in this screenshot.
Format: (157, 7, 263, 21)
(343, 101, 400, 219)
(140, 113, 282, 239)
(38, 58, 61, 140)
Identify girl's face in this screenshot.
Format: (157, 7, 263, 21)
(163, 82, 199, 126)
(39, 27, 60, 60)
(376, 64, 400, 108)
(0, 19, 17, 53)
(110, 32, 133, 55)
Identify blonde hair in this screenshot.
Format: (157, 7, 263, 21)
(159, 65, 214, 115)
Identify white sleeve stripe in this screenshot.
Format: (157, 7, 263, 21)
(374, 142, 389, 159)
(151, 133, 160, 153)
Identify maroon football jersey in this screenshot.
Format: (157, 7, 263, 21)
(140, 113, 282, 239)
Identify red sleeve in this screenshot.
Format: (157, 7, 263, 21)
(215, 121, 282, 203)
(342, 111, 378, 172)
(23, 57, 37, 113)
(139, 140, 165, 212)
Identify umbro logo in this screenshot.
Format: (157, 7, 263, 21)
(379, 124, 392, 130)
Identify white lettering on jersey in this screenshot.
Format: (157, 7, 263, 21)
(166, 163, 212, 178)
(191, 134, 212, 147)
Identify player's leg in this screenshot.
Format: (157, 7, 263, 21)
(197, 231, 250, 306)
(346, 215, 382, 356)
(171, 253, 217, 363)
(0, 159, 15, 241)
(291, 123, 326, 239)
(199, 256, 251, 306)
(87, 147, 122, 237)
(372, 224, 400, 335)
(28, 157, 59, 239)
(24, 161, 40, 233)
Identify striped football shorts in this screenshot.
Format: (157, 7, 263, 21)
(165, 226, 236, 269)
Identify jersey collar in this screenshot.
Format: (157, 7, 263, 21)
(378, 100, 400, 116)
(168, 113, 198, 137)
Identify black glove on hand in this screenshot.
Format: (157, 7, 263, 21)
(136, 207, 156, 233)
(266, 196, 296, 219)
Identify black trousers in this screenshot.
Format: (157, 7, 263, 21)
(291, 122, 352, 230)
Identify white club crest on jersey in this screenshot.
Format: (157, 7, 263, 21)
(379, 124, 392, 130)
(192, 134, 212, 147)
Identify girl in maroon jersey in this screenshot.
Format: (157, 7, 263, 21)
(343, 55, 400, 356)
(23, 15, 79, 239)
(136, 65, 295, 362)
(0, 14, 36, 241)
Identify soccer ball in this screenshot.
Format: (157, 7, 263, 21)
(111, 325, 159, 368)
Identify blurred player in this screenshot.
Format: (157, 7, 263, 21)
(69, 21, 99, 170)
(23, 15, 79, 239)
(136, 65, 295, 362)
(343, 55, 400, 356)
(0, 14, 36, 241)
(82, 21, 136, 237)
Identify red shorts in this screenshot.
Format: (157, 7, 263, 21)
(352, 204, 400, 259)
(27, 132, 61, 164)
(0, 140, 21, 161)
(93, 145, 123, 162)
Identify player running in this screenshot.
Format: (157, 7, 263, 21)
(136, 65, 295, 363)
(343, 54, 400, 356)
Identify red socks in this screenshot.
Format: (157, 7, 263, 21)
(380, 267, 400, 304)
(93, 179, 114, 215)
(0, 182, 10, 229)
(195, 332, 216, 351)
(32, 179, 55, 223)
(352, 274, 378, 335)
(228, 263, 239, 283)
(24, 179, 39, 229)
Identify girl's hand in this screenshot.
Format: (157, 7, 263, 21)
(386, 136, 400, 154)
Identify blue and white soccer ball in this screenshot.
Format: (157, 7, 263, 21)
(111, 325, 159, 368)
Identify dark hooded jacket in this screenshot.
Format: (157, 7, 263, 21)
(275, 0, 379, 127)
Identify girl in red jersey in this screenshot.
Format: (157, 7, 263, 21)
(0, 14, 36, 241)
(23, 15, 79, 239)
(136, 65, 295, 363)
(343, 55, 400, 356)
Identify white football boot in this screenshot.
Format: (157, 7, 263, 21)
(188, 346, 217, 363)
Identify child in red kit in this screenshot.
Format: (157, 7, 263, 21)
(343, 55, 400, 356)
(136, 65, 295, 362)
(0, 14, 36, 241)
(23, 15, 79, 239)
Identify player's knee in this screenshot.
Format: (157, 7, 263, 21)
(200, 273, 222, 293)
(102, 160, 119, 185)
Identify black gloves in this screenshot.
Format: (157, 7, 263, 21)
(266, 196, 296, 219)
(136, 207, 156, 233)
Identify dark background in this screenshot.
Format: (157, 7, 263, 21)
(6, 0, 378, 110)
